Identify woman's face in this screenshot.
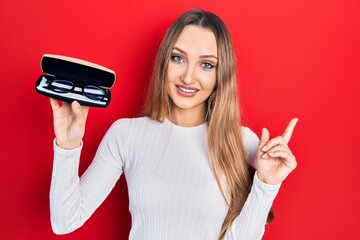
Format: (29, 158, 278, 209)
(166, 25, 217, 120)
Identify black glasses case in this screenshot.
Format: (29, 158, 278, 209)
(35, 54, 116, 107)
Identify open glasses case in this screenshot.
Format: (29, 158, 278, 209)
(35, 54, 116, 107)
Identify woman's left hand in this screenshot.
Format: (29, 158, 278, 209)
(256, 118, 299, 185)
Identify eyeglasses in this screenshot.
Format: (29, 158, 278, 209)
(45, 78, 107, 101)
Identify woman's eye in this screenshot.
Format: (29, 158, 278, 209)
(171, 55, 184, 63)
(201, 62, 215, 69)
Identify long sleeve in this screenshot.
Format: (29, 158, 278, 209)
(49, 119, 130, 234)
(224, 173, 281, 240)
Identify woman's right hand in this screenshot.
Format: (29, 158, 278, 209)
(50, 98, 89, 150)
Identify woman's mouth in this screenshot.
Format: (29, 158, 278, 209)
(176, 85, 199, 97)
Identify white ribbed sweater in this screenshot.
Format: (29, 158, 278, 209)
(50, 117, 281, 239)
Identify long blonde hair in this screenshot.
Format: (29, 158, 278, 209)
(142, 9, 273, 239)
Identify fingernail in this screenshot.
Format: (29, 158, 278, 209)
(269, 152, 275, 156)
(262, 153, 268, 159)
(73, 101, 80, 109)
(261, 145, 267, 151)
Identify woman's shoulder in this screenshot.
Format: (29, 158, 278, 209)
(109, 116, 159, 132)
(103, 117, 153, 142)
(111, 116, 151, 125)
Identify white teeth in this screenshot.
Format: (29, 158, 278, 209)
(178, 86, 197, 93)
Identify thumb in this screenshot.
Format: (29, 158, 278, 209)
(259, 128, 270, 151)
(71, 101, 85, 122)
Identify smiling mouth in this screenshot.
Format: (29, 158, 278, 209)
(175, 85, 199, 97)
(176, 85, 199, 93)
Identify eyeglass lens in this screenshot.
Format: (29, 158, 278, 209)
(49, 79, 106, 101)
(50, 80, 73, 93)
(84, 86, 106, 100)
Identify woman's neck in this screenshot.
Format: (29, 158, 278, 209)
(168, 105, 206, 127)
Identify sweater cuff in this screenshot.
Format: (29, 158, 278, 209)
(53, 139, 83, 157)
(254, 171, 282, 192)
(51, 139, 82, 182)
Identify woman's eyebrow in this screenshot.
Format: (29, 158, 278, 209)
(172, 47, 218, 60)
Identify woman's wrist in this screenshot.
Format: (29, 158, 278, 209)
(256, 172, 282, 186)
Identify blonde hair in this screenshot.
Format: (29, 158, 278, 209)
(142, 9, 273, 239)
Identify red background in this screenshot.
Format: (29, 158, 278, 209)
(1, 0, 359, 239)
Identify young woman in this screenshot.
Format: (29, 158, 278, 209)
(49, 9, 298, 240)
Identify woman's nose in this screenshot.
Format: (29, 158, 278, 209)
(180, 64, 196, 85)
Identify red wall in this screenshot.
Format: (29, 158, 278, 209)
(1, 0, 359, 239)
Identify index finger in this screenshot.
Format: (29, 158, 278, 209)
(282, 118, 299, 144)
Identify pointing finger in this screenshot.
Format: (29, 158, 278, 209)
(282, 118, 299, 144)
